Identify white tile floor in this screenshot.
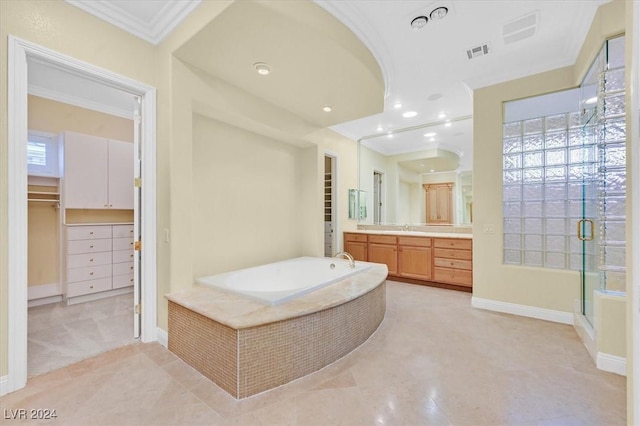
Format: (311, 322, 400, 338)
(4, 281, 626, 425)
(28, 293, 136, 376)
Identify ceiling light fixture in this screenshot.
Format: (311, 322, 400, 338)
(430, 6, 448, 20)
(254, 62, 271, 75)
(322, 105, 333, 112)
(393, 102, 403, 109)
(444, 121, 452, 127)
(376, 126, 384, 132)
(438, 113, 447, 119)
(430, 169, 435, 173)
(411, 16, 428, 30)
(424, 132, 436, 137)
(430, 137, 436, 142)
(402, 111, 418, 118)
(387, 132, 394, 139)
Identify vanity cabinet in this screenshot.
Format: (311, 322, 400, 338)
(344, 233, 368, 261)
(343, 232, 472, 289)
(63, 131, 133, 210)
(432, 238, 472, 287)
(65, 223, 134, 304)
(368, 235, 398, 275)
(398, 236, 432, 280)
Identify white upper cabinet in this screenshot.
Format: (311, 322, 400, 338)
(108, 140, 134, 209)
(62, 131, 133, 210)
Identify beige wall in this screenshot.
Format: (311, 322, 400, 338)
(28, 95, 134, 142)
(191, 114, 305, 276)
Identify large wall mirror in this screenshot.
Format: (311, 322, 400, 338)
(357, 117, 473, 226)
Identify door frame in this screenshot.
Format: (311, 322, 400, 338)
(5, 36, 158, 395)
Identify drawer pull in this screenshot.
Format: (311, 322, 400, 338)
(450, 262, 455, 266)
(90, 272, 94, 276)
(89, 258, 94, 262)
(89, 245, 94, 248)
(130, 230, 134, 233)
(130, 254, 134, 258)
(90, 285, 94, 289)
(89, 231, 94, 235)
(130, 278, 134, 282)
(130, 266, 134, 270)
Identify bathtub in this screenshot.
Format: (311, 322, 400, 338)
(196, 256, 371, 305)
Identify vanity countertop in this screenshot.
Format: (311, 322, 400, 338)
(349, 230, 473, 239)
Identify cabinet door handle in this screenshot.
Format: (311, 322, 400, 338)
(89, 245, 94, 248)
(90, 272, 94, 276)
(89, 232, 94, 235)
(90, 285, 94, 289)
(89, 258, 94, 262)
(130, 278, 134, 282)
(130, 266, 134, 270)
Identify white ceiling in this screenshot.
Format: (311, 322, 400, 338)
(44, 0, 608, 173)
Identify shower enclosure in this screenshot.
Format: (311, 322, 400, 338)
(579, 35, 626, 326)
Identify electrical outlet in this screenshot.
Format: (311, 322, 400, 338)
(483, 224, 496, 234)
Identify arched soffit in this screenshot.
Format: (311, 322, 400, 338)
(174, 0, 385, 129)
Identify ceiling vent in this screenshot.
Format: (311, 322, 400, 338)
(466, 43, 490, 60)
(503, 11, 538, 45)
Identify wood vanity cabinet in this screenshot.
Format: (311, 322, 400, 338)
(424, 183, 453, 224)
(368, 235, 398, 275)
(344, 233, 368, 261)
(397, 236, 432, 280)
(432, 238, 473, 287)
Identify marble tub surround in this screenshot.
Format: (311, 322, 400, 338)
(166, 262, 387, 399)
(165, 262, 387, 329)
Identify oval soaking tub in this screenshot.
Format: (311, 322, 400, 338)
(166, 257, 387, 399)
(196, 256, 371, 305)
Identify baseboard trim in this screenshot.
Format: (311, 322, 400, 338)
(28, 282, 61, 301)
(596, 352, 627, 376)
(0, 375, 9, 397)
(66, 286, 133, 306)
(471, 297, 573, 325)
(28, 295, 63, 308)
(156, 327, 168, 348)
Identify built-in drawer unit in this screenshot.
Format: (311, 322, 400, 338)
(432, 238, 473, 287)
(65, 223, 135, 303)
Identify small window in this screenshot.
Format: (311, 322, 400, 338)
(27, 131, 59, 177)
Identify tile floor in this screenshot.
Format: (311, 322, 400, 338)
(3, 281, 626, 425)
(28, 293, 136, 376)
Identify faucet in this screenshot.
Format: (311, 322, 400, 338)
(334, 251, 355, 268)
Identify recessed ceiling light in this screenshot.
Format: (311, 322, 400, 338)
(585, 96, 598, 105)
(438, 113, 447, 119)
(430, 6, 448, 21)
(430, 137, 435, 142)
(424, 132, 436, 137)
(387, 132, 394, 139)
(444, 121, 452, 127)
(322, 105, 333, 112)
(376, 126, 384, 132)
(430, 169, 435, 173)
(411, 16, 428, 30)
(393, 102, 403, 109)
(254, 62, 271, 75)
(402, 111, 418, 118)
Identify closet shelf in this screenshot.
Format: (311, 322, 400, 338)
(28, 191, 60, 196)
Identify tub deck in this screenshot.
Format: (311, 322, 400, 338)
(165, 261, 387, 399)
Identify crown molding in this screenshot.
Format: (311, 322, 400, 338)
(65, 0, 201, 45)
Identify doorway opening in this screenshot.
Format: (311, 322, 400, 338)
(324, 155, 336, 257)
(373, 171, 383, 224)
(6, 36, 157, 395)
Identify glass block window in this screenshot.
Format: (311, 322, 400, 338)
(503, 112, 588, 269)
